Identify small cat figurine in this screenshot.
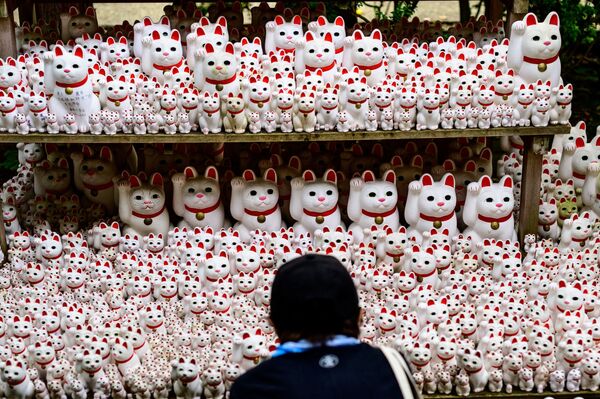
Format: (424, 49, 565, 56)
(224, 93, 247, 134)
(230, 169, 282, 243)
(550, 84, 573, 125)
(141, 29, 184, 84)
(340, 77, 369, 130)
(507, 12, 561, 87)
(100, 36, 130, 64)
(15, 113, 29, 134)
(405, 173, 458, 244)
(28, 91, 48, 132)
(248, 112, 261, 133)
(416, 89, 441, 130)
(265, 15, 303, 55)
(172, 166, 225, 230)
(0, 57, 24, 91)
(293, 89, 317, 133)
(198, 91, 222, 134)
(45, 113, 59, 134)
(133, 16, 171, 58)
(59, 6, 98, 42)
(316, 84, 339, 131)
(463, 175, 517, 244)
(290, 169, 343, 236)
(99, 75, 132, 116)
(43, 45, 100, 132)
(0, 91, 18, 133)
(117, 173, 170, 242)
(63, 113, 78, 134)
(347, 170, 399, 242)
(343, 29, 386, 86)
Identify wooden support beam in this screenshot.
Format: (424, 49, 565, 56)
(509, 0, 528, 31)
(0, 0, 17, 58)
(518, 135, 546, 242)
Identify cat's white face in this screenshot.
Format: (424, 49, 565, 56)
(167, 66, 192, 88)
(248, 75, 271, 101)
(271, 15, 303, 50)
(202, 42, 237, 80)
(300, 170, 338, 212)
(28, 91, 46, 111)
(241, 172, 279, 211)
(494, 69, 516, 93)
(538, 199, 557, 223)
(521, 12, 561, 58)
(350, 29, 384, 65)
(201, 91, 219, 110)
(422, 89, 440, 108)
(129, 178, 165, 214)
(0, 92, 16, 111)
(104, 36, 130, 62)
(226, 93, 245, 112)
(474, 175, 514, 217)
(554, 280, 583, 312)
(570, 213, 592, 239)
(181, 166, 220, 209)
(477, 85, 495, 105)
(312, 16, 346, 50)
(399, 88, 417, 106)
(359, 170, 398, 212)
(346, 77, 369, 102)
(50, 45, 88, 83)
(303, 31, 335, 68)
(273, 73, 295, 93)
(517, 84, 535, 103)
(149, 29, 183, 66)
(105, 75, 129, 99)
(424, 297, 449, 325)
(555, 84, 573, 104)
(0, 58, 21, 89)
(297, 91, 315, 112)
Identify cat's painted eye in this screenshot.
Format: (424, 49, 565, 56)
(267, 189, 274, 194)
(532, 35, 540, 41)
(250, 190, 257, 196)
(155, 47, 162, 53)
(279, 31, 285, 36)
(551, 35, 558, 40)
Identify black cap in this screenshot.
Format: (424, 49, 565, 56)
(270, 254, 360, 341)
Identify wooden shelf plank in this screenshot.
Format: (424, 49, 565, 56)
(0, 125, 569, 144)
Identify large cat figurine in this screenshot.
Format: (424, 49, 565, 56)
(295, 31, 338, 85)
(141, 29, 184, 84)
(117, 173, 170, 243)
(70, 145, 117, 214)
(230, 169, 282, 243)
(507, 12, 561, 87)
(405, 173, 458, 244)
(133, 16, 171, 58)
(0, 58, 24, 91)
(171, 166, 225, 230)
(194, 42, 239, 97)
(59, 6, 98, 42)
(43, 45, 100, 132)
(308, 16, 346, 65)
(33, 159, 71, 197)
(347, 170, 399, 242)
(265, 15, 303, 55)
(463, 175, 517, 244)
(343, 29, 386, 87)
(290, 169, 343, 236)
(185, 18, 228, 68)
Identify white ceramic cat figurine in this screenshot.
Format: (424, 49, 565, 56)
(99, 75, 132, 116)
(133, 16, 171, 58)
(59, 6, 98, 42)
(194, 42, 239, 97)
(550, 84, 572, 125)
(0, 91, 18, 133)
(198, 91, 222, 134)
(43, 45, 100, 132)
(405, 173, 458, 244)
(340, 77, 370, 130)
(290, 169, 343, 236)
(308, 16, 346, 64)
(343, 29, 386, 87)
(117, 173, 170, 243)
(223, 93, 247, 134)
(141, 29, 184, 84)
(295, 31, 338, 85)
(416, 89, 441, 130)
(172, 166, 225, 230)
(463, 175, 517, 244)
(27, 91, 48, 132)
(293, 90, 317, 133)
(347, 170, 399, 242)
(507, 12, 561, 87)
(230, 169, 282, 243)
(265, 15, 303, 55)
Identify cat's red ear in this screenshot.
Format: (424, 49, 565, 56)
(292, 15, 302, 25)
(480, 176, 492, 187)
(204, 166, 218, 181)
(150, 173, 163, 187)
(159, 16, 170, 26)
(324, 32, 333, 43)
(443, 174, 455, 188)
(225, 43, 234, 55)
(305, 31, 314, 42)
(243, 170, 256, 182)
(302, 170, 316, 182)
(170, 30, 180, 41)
(264, 168, 277, 183)
(547, 12, 559, 26)
(421, 174, 433, 186)
(152, 30, 161, 41)
(274, 15, 285, 25)
(525, 13, 538, 26)
(383, 170, 396, 184)
(371, 29, 382, 41)
(324, 169, 337, 184)
(362, 170, 375, 182)
(502, 176, 513, 188)
(129, 175, 142, 188)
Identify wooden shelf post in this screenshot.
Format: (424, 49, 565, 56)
(0, 0, 17, 59)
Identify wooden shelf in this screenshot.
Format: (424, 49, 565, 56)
(0, 125, 568, 144)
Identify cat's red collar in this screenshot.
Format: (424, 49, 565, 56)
(56, 76, 88, 89)
(478, 100, 493, 107)
(361, 207, 396, 218)
(6, 376, 27, 386)
(419, 211, 455, 223)
(424, 105, 439, 111)
(107, 95, 128, 104)
(184, 197, 221, 214)
(306, 61, 336, 73)
(478, 212, 512, 224)
(456, 101, 471, 108)
(0, 106, 16, 115)
(348, 98, 367, 105)
(153, 58, 183, 72)
(557, 100, 571, 106)
(203, 107, 220, 116)
(161, 106, 177, 112)
(182, 104, 197, 111)
(321, 104, 338, 111)
(3, 215, 16, 223)
(402, 104, 416, 110)
(206, 73, 236, 86)
(355, 59, 383, 72)
(303, 205, 337, 218)
(244, 204, 278, 217)
(228, 108, 244, 116)
(132, 204, 166, 220)
(518, 100, 533, 106)
(250, 96, 270, 104)
(278, 105, 293, 111)
(299, 108, 315, 114)
(30, 107, 47, 114)
(375, 102, 391, 110)
(523, 53, 560, 66)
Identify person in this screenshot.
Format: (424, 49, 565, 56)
(230, 254, 419, 399)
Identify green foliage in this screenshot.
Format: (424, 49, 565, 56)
(529, 0, 599, 47)
(375, 1, 419, 21)
(0, 149, 18, 171)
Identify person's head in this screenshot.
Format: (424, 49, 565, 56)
(270, 254, 360, 343)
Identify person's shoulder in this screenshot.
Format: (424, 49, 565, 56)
(230, 357, 290, 399)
